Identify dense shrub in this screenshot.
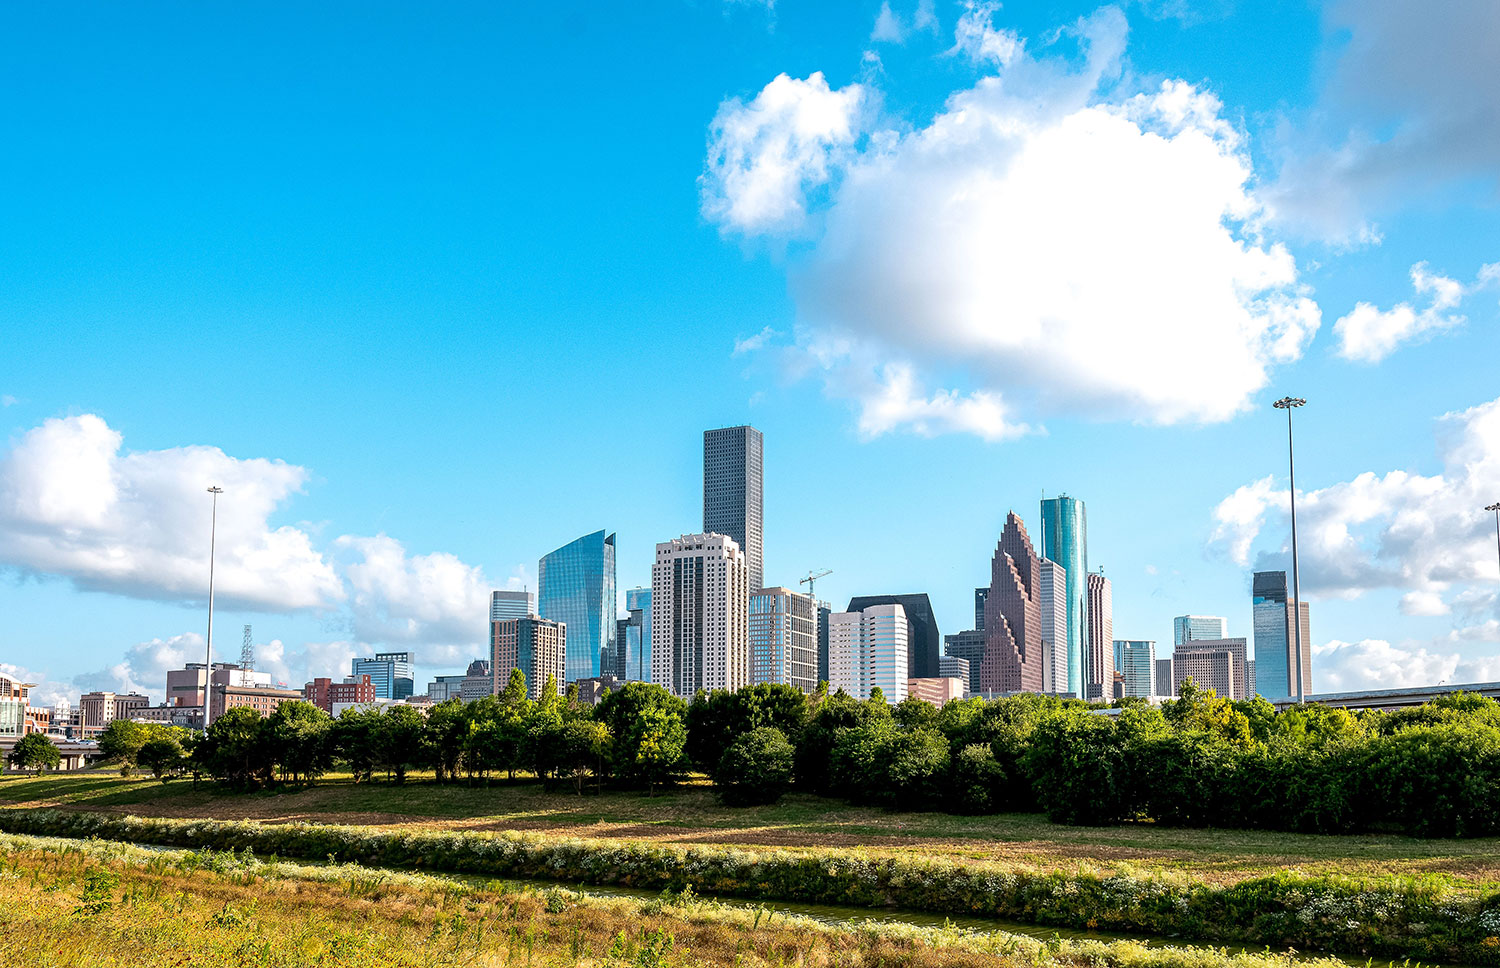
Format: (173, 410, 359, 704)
(1362, 722, 1500, 836)
(713, 726, 795, 806)
(1026, 711, 1134, 824)
(5, 810, 1500, 967)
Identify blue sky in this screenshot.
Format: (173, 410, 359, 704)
(3, 0, 1499, 703)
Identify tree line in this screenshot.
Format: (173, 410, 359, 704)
(59, 673, 1500, 837)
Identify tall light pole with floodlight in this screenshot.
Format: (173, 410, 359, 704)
(204, 485, 224, 729)
(1273, 397, 1307, 704)
(1487, 502, 1500, 582)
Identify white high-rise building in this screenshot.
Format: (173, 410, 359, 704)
(651, 533, 749, 696)
(491, 589, 536, 622)
(1085, 571, 1113, 700)
(829, 603, 909, 703)
(1037, 558, 1068, 694)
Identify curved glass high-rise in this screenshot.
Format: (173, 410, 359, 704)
(538, 530, 617, 684)
(1039, 495, 1087, 697)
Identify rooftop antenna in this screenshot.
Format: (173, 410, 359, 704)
(241, 625, 255, 672)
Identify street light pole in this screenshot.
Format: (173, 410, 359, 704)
(204, 486, 224, 730)
(1273, 397, 1307, 704)
(1486, 502, 1500, 584)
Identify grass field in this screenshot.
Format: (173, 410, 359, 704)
(5, 771, 1500, 890)
(0, 832, 1365, 968)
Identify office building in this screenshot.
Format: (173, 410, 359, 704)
(304, 675, 376, 715)
(1085, 571, 1114, 700)
(1247, 659, 1257, 698)
(425, 674, 468, 703)
(166, 661, 268, 708)
(938, 654, 970, 686)
(460, 659, 493, 700)
(651, 533, 750, 696)
(980, 512, 1045, 694)
(1174, 637, 1249, 699)
(211, 683, 302, 719)
(539, 530, 617, 683)
(750, 586, 818, 692)
(1155, 657, 1174, 697)
(829, 603, 909, 702)
(0, 672, 33, 738)
(78, 691, 151, 735)
(845, 594, 940, 678)
(491, 617, 568, 700)
(1173, 615, 1228, 646)
(943, 630, 985, 694)
(816, 602, 831, 686)
(973, 587, 988, 630)
(1113, 640, 1155, 698)
(1039, 495, 1088, 697)
(491, 590, 536, 622)
(352, 652, 415, 701)
(573, 674, 623, 705)
(617, 587, 652, 682)
(1037, 558, 1068, 693)
(907, 677, 964, 706)
(704, 425, 764, 592)
(1252, 571, 1312, 702)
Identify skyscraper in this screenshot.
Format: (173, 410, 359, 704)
(491, 590, 536, 622)
(1037, 559, 1068, 693)
(816, 601, 831, 686)
(1174, 637, 1249, 700)
(1252, 571, 1312, 701)
(491, 617, 567, 701)
(943, 629, 985, 694)
(1113, 640, 1155, 697)
(973, 587, 988, 631)
(703, 426, 764, 592)
(980, 512, 1045, 694)
(1155, 657, 1174, 697)
(651, 533, 749, 696)
(1086, 571, 1113, 700)
(351, 652, 415, 701)
(749, 587, 818, 692)
(845, 594, 940, 678)
(1173, 615, 1227, 646)
(829, 602, 909, 702)
(538, 530, 617, 684)
(1039, 495, 1088, 697)
(619, 587, 652, 682)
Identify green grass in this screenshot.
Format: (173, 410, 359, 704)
(7, 771, 1500, 889)
(0, 831, 1383, 968)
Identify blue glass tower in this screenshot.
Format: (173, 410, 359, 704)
(623, 586, 652, 681)
(538, 530, 617, 684)
(1039, 495, 1087, 697)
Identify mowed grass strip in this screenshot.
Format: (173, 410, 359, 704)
(0, 833, 1364, 968)
(6, 772, 1500, 888)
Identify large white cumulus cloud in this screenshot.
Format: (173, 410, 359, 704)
(0, 414, 342, 610)
(702, 6, 1320, 437)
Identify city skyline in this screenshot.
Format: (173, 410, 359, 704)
(3, 2, 1500, 702)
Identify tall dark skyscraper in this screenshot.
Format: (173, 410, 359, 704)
(845, 593, 940, 678)
(703, 425, 764, 591)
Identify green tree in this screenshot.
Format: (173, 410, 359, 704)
(331, 708, 381, 783)
(8, 732, 60, 774)
(265, 700, 332, 785)
(136, 736, 185, 781)
(892, 696, 939, 731)
(500, 668, 528, 706)
(594, 682, 688, 789)
(375, 706, 427, 784)
(96, 720, 151, 768)
(713, 726, 795, 806)
(194, 707, 269, 788)
(559, 719, 612, 795)
(635, 705, 685, 797)
(424, 698, 468, 783)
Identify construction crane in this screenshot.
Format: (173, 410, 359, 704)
(799, 569, 832, 601)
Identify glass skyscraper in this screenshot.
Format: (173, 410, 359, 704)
(620, 586, 652, 682)
(1252, 571, 1311, 701)
(1039, 495, 1088, 697)
(1113, 640, 1155, 697)
(1173, 615, 1227, 646)
(703, 426, 764, 592)
(491, 590, 536, 622)
(352, 651, 414, 700)
(538, 530, 617, 684)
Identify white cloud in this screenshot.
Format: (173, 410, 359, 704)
(733, 326, 780, 355)
(1269, 1, 1500, 242)
(1, 395, 17, 408)
(856, 363, 1027, 441)
(1211, 395, 1500, 609)
(1313, 637, 1500, 693)
(72, 632, 205, 702)
(705, 8, 1321, 438)
(701, 72, 867, 235)
(1334, 261, 1470, 363)
(949, 1, 1023, 66)
(336, 534, 492, 654)
(872, 2, 904, 42)
(0, 415, 343, 611)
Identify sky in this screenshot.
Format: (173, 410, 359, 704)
(2, 0, 1499, 705)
